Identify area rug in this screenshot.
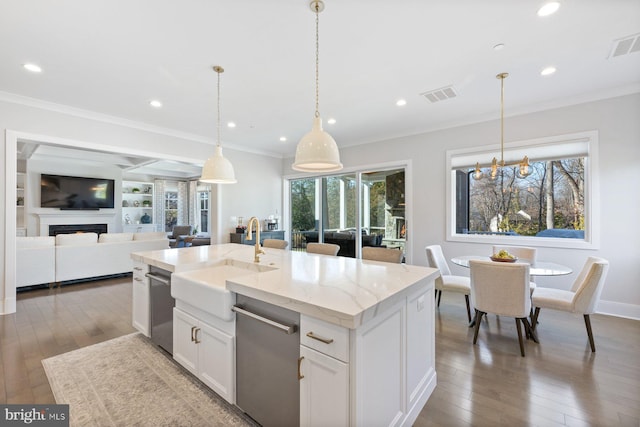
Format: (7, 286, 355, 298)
(42, 333, 256, 427)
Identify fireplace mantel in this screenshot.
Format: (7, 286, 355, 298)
(37, 211, 116, 236)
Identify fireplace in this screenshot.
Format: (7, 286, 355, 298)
(49, 224, 108, 236)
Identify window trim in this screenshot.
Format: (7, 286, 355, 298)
(445, 130, 599, 249)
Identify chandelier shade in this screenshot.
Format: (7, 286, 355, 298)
(200, 65, 237, 184)
(292, 0, 343, 173)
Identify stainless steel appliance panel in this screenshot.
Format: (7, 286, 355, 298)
(235, 294, 300, 427)
(147, 267, 174, 354)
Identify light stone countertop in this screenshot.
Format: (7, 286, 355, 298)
(132, 243, 438, 328)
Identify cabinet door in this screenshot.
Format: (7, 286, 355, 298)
(300, 345, 349, 427)
(198, 322, 235, 404)
(132, 262, 150, 336)
(354, 300, 405, 427)
(173, 308, 198, 375)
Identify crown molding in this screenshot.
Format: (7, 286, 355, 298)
(0, 91, 283, 158)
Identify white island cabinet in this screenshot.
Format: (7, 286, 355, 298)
(173, 307, 235, 403)
(131, 260, 150, 336)
(300, 315, 350, 427)
(131, 243, 438, 427)
(298, 281, 433, 427)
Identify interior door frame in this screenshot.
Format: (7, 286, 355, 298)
(2, 129, 209, 315)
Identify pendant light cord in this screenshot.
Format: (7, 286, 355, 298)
(315, 2, 320, 118)
(217, 69, 221, 147)
(500, 75, 504, 166)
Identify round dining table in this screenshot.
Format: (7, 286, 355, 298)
(450, 255, 572, 276)
(451, 255, 572, 329)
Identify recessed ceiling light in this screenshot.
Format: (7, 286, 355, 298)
(280, 136, 287, 142)
(327, 118, 336, 124)
(537, 2, 560, 17)
(396, 99, 407, 107)
(149, 100, 163, 108)
(23, 63, 42, 73)
(493, 43, 505, 51)
(227, 122, 236, 128)
(541, 66, 557, 76)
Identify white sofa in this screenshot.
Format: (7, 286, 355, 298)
(55, 232, 169, 282)
(16, 236, 56, 288)
(16, 232, 169, 287)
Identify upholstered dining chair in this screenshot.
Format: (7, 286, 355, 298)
(493, 245, 538, 301)
(530, 256, 609, 352)
(361, 247, 403, 263)
(262, 239, 288, 249)
(425, 245, 472, 322)
(306, 242, 340, 256)
(470, 260, 536, 357)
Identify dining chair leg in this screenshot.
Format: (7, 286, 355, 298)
(437, 290, 442, 307)
(515, 318, 525, 357)
(523, 317, 538, 343)
(584, 314, 596, 352)
(530, 307, 541, 332)
(472, 311, 484, 344)
(464, 295, 471, 322)
(468, 309, 477, 328)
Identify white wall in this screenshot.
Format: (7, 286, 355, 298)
(284, 93, 640, 319)
(214, 148, 283, 242)
(1, 99, 283, 314)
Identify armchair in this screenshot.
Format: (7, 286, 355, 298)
(168, 225, 193, 248)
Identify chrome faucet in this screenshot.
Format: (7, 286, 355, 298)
(246, 216, 265, 263)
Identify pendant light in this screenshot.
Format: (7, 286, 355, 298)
(200, 66, 237, 184)
(472, 73, 531, 180)
(292, 0, 343, 172)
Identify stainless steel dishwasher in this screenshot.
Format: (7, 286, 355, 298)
(233, 294, 300, 427)
(146, 266, 174, 355)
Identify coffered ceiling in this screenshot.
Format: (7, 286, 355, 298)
(2, 0, 639, 164)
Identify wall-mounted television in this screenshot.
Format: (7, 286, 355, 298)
(40, 174, 115, 209)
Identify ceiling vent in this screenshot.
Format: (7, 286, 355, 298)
(608, 33, 640, 58)
(420, 85, 457, 103)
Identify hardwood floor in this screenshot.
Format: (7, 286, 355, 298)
(0, 277, 135, 404)
(416, 292, 640, 427)
(2, 278, 639, 426)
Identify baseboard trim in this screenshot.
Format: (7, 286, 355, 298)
(597, 300, 640, 321)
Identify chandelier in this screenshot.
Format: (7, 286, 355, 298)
(472, 73, 531, 180)
(292, 0, 343, 172)
(200, 65, 237, 184)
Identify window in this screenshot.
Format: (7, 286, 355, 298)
(446, 131, 598, 249)
(198, 190, 209, 233)
(164, 190, 178, 232)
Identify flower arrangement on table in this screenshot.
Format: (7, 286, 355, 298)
(235, 225, 247, 234)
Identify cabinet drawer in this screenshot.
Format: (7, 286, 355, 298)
(300, 315, 349, 362)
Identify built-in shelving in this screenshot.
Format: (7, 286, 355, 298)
(16, 172, 26, 236)
(122, 180, 156, 232)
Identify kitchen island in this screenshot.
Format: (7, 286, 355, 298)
(131, 243, 438, 427)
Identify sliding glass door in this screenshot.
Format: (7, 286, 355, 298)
(290, 178, 318, 251)
(361, 169, 405, 255)
(321, 174, 357, 257)
(289, 167, 406, 259)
